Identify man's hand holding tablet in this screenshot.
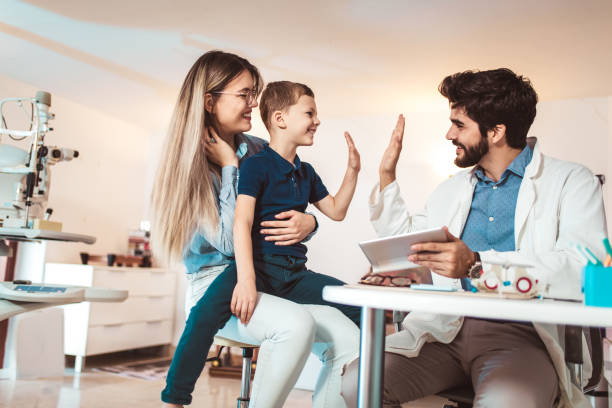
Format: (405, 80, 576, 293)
(359, 227, 448, 275)
(408, 226, 478, 279)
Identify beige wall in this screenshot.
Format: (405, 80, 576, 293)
(0, 74, 152, 263)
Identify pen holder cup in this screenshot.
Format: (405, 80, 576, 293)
(583, 264, 612, 307)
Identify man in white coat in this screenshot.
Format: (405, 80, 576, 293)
(342, 68, 607, 407)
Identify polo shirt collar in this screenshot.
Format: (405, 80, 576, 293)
(264, 144, 301, 173)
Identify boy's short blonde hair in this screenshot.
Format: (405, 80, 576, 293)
(260, 81, 314, 130)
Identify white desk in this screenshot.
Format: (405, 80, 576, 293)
(322, 284, 612, 408)
(0, 282, 128, 321)
(0, 228, 96, 244)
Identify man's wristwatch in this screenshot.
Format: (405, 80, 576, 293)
(467, 252, 483, 279)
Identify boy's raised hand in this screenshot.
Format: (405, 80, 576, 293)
(231, 279, 258, 324)
(345, 132, 361, 172)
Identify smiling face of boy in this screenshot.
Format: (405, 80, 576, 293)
(283, 95, 320, 147)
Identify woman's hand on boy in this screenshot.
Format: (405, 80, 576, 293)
(260, 211, 316, 245)
(345, 132, 361, 173)
(204, 127, 239, 168)
(231, 279, 258, 324)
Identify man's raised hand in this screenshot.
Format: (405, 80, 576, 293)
(379, 114, 405, 190)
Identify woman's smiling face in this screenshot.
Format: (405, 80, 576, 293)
(212, 70, 258, 136)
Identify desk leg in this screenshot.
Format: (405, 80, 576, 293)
(0, 241, 17, 367)
(358, 307, 385, 408)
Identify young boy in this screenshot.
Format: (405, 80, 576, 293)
(162, 82, 361, 408)
(231, 81, 362, 326)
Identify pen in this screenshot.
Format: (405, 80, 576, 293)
(577, 244, 601, 266)
(603, 238, 612, 258)
(584, 246, 603, 266)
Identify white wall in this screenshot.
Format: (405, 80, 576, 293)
(608, 96, 612, 235)
(0, 74, 152, 263)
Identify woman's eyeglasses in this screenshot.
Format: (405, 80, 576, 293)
(211, 90, 257, 105)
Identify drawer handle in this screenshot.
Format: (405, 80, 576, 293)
(103, 323, 124, 328)
(146, 320, 164, 325)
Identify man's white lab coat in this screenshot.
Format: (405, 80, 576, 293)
(369, 141, 607, 407)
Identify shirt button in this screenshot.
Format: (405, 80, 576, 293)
(489, 216, 494, 222)
(493, 185, 498, 190)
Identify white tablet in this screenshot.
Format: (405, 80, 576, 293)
(359, 227, 448, 274)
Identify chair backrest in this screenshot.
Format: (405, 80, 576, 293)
(583, 327, 604, 393)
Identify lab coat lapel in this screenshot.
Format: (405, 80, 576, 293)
(514, 141, 542, 246)
(448, 172, 477, 237)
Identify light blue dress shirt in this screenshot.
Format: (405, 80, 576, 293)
(461, 145, 534, 253)
(460, 145, 533, 291)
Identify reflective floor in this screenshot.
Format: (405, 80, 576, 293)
(0, 369, 447, 408)
(0, 348, 447, 408)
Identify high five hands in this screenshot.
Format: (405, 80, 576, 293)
(379, 114, 405, 190)
(345, 131, 361, 172)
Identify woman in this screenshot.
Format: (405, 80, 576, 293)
(151, 50, 359, 407)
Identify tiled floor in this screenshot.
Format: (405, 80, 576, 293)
(0, 348, 447, 407)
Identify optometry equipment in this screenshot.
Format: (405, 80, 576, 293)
(469, 260, 541, 298)
(0, 91, 79, 230)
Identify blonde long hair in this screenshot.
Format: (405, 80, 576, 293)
(151, 51, 262, 264)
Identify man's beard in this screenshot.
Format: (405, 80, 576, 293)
(453, 137, 489, 168)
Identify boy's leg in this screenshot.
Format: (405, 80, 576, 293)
(242, 293, 316, 408)
(255, 255, 361, 326)
(161, 264, 238, 405)
(290, 270, 361, 326)
(304, 304, 360, 408)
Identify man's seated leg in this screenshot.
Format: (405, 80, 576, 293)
(469, 320, 560, 408)
(341, 342, 468, 408)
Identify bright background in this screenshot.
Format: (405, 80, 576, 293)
(1, 0, 611, 340)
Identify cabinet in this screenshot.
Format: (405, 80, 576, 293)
(44, 263, 177, 372)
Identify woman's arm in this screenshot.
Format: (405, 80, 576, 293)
(313, 132, 360, 221)
(231, 194, 259, 324)
(259, 211, 318, 246)
(198, 128, 240, 256)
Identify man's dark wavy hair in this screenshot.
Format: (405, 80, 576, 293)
(439, 68, 538, 149)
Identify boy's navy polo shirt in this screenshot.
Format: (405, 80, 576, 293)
(238, 144, 329, 259)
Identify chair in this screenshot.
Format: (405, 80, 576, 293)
(391, 312, 607, 407)
(210, 336, 260, 408)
